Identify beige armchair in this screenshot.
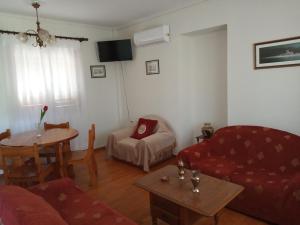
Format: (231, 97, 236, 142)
(106, 115, 176, 172)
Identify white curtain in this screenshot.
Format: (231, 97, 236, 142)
(0, 34, 87, 149)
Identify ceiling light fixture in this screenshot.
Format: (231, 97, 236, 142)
(17, 0, 56, 47)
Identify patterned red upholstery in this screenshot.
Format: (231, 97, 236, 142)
(0, 185, 68, 225)
(28, 178, 138, 225)
(178, 125, 300, 225)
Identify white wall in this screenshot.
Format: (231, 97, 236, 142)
(0, 12, 120, 148)
(118, 0, 300, 150)
(117, 26, 228, 150)
(178, 28, 228, 146)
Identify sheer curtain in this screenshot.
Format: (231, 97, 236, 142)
(0, 34, 87, 149)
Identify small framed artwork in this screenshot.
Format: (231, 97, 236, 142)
(90, 65, 106, 78)
(254, 36, 300, 69)
(146, 59, 160, 75)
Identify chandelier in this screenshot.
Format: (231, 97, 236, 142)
(17, 1, 56, 47)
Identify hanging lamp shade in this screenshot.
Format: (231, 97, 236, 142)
(17, 1, 55, 47)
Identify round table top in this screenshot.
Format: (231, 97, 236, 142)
(0, 128, 79, 147)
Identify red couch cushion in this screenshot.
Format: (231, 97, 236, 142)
(0, 185, 67, 225)
(29, 178, 138, 225)
(131, 118, 158, 140)
(190, 156, 237, 180)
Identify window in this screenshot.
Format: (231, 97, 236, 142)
(0, 35, 86, 148)
(13, 43, 80, 107)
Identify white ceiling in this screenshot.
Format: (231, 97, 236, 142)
(0, 0, 205, 27)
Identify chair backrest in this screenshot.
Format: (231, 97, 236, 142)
(0, 129, 11, 170)
(0, 129, 11, 141)
(0, 144, 41, 183)
(84, 124, 96, 161)
(44, 122, 70, 130)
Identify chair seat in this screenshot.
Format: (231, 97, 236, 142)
(115, 137, 140, 158)
(40, 143, 71, 165)
(112, 138, 141, 164)
(39, 142, 71, 158)
(117, 137, 139, 150)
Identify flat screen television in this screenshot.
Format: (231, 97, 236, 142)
(97, 39, 133, 62)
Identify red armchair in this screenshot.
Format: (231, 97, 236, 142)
(178, 125, 300, 225)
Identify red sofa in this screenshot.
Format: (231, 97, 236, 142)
(178, 125, 300, 225)
(0, 178, 138, 225)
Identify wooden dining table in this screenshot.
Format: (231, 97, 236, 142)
(0, 128, 79, 177)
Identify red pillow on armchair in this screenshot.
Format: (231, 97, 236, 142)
(131, 118, 158, 140)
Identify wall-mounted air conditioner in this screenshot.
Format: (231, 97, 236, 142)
(133, 25, 170, 47)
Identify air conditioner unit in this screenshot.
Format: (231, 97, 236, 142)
(133, 25, 170, 47)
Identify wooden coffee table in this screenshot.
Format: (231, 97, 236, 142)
(135, 165, 244, 225)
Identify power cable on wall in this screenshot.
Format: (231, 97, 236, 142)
(120, 62, 131, 123)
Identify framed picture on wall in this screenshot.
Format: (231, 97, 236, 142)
(146, 59, 160, 75)
(254, 36, 300, 69)
(90, 65, 106, 78)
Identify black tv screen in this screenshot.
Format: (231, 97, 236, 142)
(97, 39, 133, 62)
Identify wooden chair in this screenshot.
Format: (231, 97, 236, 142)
(0, 129, 11, 141)
(64, 124, 97, 187)
(40, 122, 71, 164)
(44, 122, 70, 130)
(0, 129, 11, 171)
(0, 144, 54, 186)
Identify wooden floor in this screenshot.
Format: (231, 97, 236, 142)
(0, 149, 269, 225)
(71, 149, 269, 225)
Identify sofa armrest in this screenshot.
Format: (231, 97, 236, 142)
(177, 140, 212, 169)
(106, 126, 136, 158)
(111, 126, 135, 142)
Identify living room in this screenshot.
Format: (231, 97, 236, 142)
(0, 0, 299, 225)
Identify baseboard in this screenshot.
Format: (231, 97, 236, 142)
(95, 146, 105, 151)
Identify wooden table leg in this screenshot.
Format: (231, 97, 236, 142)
(151, 216, 158, 225)
(214, 215, 219, 225)
(179, 207, 202, 225)
(62, 142, 75, 178)
(213, 210, 223, 225)
(179, 208, 189, 225)
(150, 194, 158, 225)
(56, 143, 65, 178)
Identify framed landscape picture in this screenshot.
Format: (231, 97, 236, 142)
(90, 65, 106, 78)
(254, 36, 300, 69)
(146, 60, 160, 75)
